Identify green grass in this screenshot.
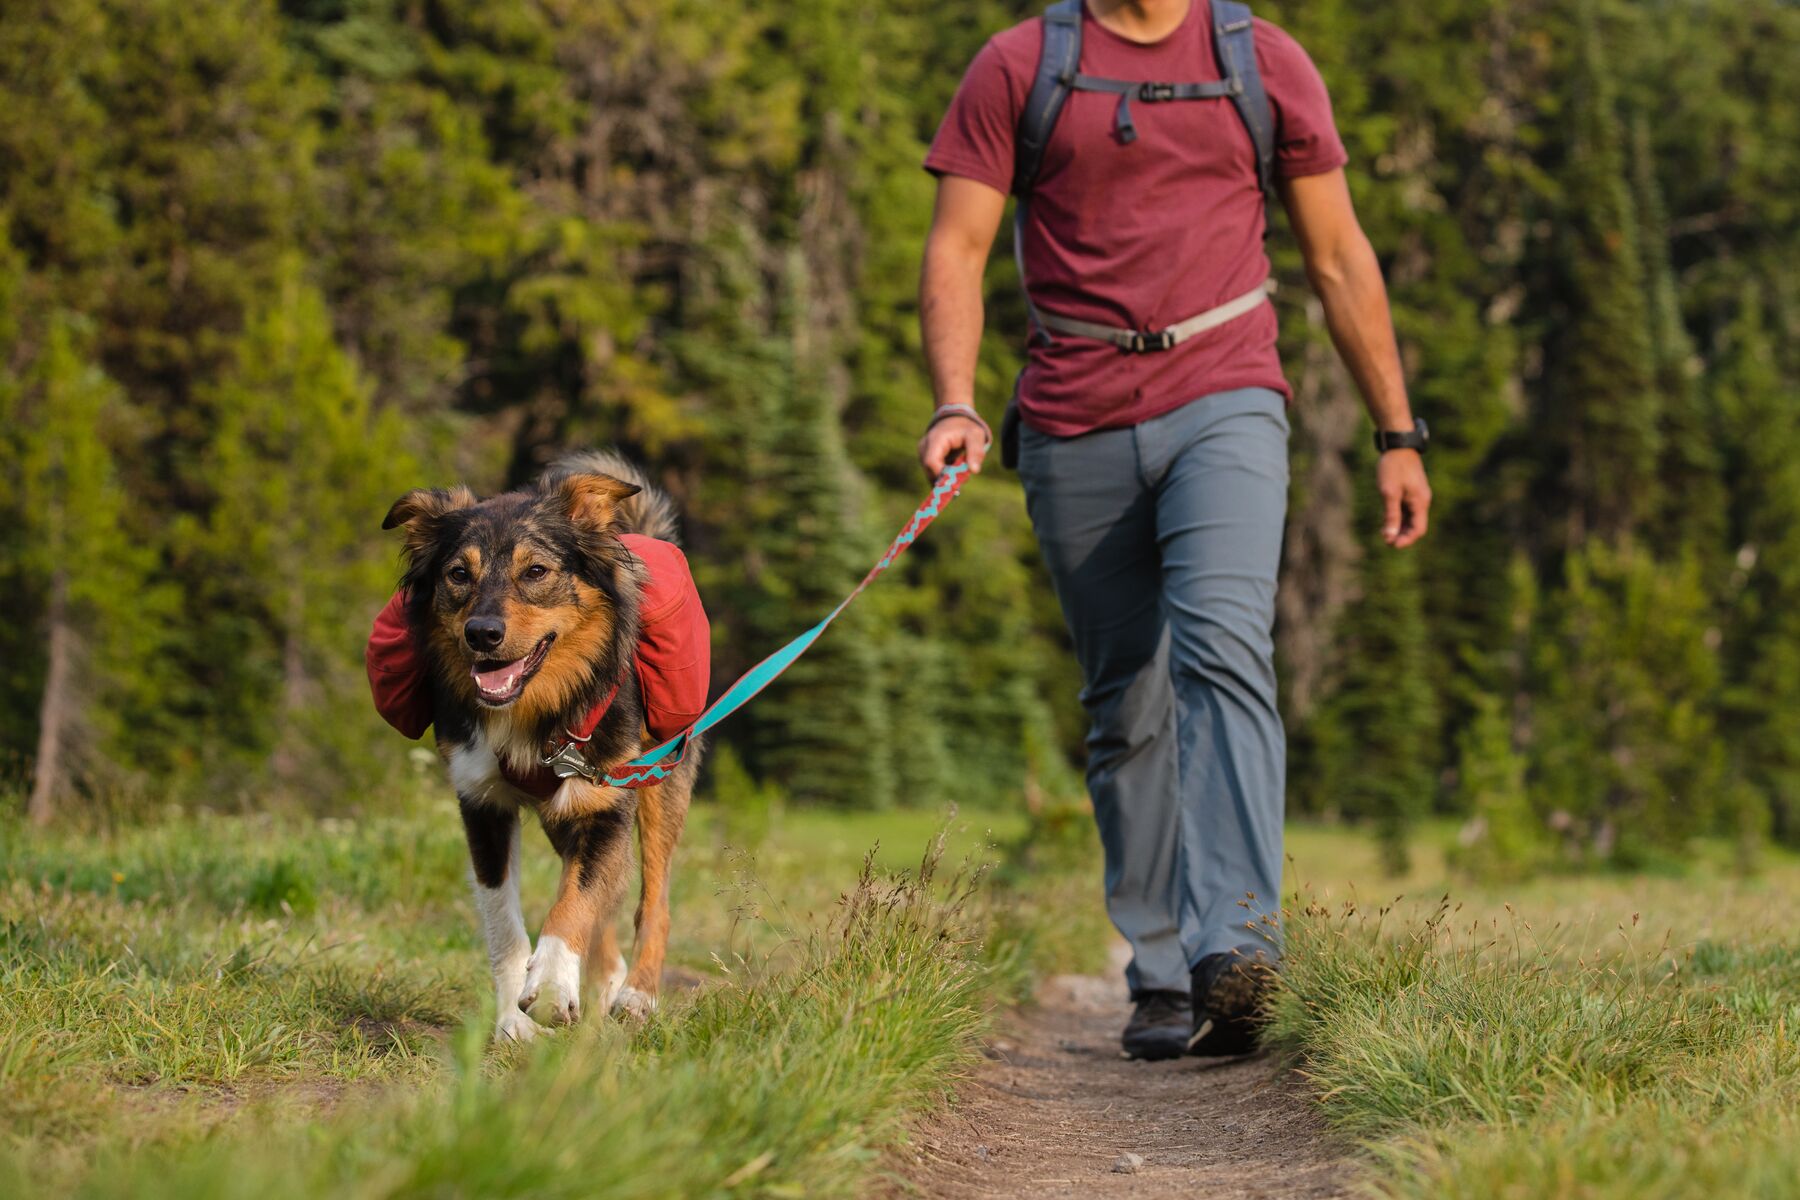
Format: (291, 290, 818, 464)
(13, 794, 1794, 1199)
(0, 789, 1095, 1197)
(1277, 824, 1800, 1198)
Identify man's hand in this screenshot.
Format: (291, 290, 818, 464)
(1377, 449, 1431, 549)
(919, 415, 990, 481)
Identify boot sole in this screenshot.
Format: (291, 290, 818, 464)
(1122, 1028, 1190, 1061)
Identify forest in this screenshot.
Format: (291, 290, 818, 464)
(3, 0, 1796, 875)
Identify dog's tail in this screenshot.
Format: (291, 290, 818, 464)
(544, 449, 683, 545)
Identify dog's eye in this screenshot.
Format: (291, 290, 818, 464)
(447, 565, 472, 585)
(523, 564, 549, 581)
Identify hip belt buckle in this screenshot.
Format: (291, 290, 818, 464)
(1127, 329, 1178, 354)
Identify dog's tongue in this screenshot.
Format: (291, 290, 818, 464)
(473, 659, 524, 697)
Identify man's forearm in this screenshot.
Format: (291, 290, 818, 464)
(920, 233, 988, 409)
(1309, 235, 1413, 431)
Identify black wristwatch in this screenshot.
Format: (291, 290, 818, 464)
(1374, 418, 1429, 455)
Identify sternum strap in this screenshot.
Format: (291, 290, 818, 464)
(1070, 74, 1238, 144)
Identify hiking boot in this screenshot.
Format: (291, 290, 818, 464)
(1121, 989, 1191, 1061)
(1187, 944, 1277, 1057)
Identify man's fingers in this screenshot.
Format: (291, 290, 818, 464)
(920, 433, 948, 480)
(1394, 483, 1431, 549)
(1381, 488, 1403, 546)
(963, 432, 987, 473)
(1396, 504, 1429, 548)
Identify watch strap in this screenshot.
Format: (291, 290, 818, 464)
(1374, 418, 1429, 454)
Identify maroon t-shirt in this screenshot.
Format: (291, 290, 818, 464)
(925, 0, 1347, 436)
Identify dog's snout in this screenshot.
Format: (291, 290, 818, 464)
(464, 616, 506, 652)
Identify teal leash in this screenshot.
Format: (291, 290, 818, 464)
(542, 461, 974, 788)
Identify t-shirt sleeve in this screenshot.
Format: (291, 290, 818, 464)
(923, 35, 1024, 195)
(1255, 20, 1349, 180)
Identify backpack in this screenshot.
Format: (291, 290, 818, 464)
(997, 0, 1276, 467)
(1014, 0, 1274, 199)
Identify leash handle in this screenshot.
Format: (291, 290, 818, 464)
(596, 461, 974, 788)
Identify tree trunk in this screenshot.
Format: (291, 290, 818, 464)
(1276, 299, 1361, 720)
(27, 569, 72, 826)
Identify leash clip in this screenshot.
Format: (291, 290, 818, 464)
(542, 731, 602, 782)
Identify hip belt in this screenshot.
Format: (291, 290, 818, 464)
(1033, 278, 1275, 354)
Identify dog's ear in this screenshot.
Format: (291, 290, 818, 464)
(382, 486, 477, 574)
(382, 486, 476, 532)
(558, 473, 642, 531)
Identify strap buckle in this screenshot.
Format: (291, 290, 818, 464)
(1138, 82, 1177, 102)
(1127, 329, 1177, 354)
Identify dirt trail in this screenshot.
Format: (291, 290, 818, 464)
(889, 961, 1356, 1199)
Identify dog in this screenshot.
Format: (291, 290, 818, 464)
(379, 451, 704, 1043)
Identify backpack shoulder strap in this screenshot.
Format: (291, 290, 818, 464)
(1210, 0, 1276, 197)
(1013, 0, 1083, 196)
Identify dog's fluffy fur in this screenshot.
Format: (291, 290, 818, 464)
(383, 451, 702, 1040)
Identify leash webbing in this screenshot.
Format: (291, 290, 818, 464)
(585, 461, 973, 789)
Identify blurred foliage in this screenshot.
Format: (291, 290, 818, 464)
(1, 0, 1797, 872)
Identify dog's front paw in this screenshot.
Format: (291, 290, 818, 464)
(611, 985, 656, 1022)
(519, 935, 582, 1025)
(494, 1007, 542, 1044)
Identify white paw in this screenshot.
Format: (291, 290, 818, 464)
(596, 952, 628, 1012)
(611, 985, 656, 1021)
(519, 935, 583, 1025)
(494, 1008, 541, 1044)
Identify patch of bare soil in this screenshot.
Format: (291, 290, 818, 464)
(887, 967, 1357, 1198)
(118, 1075, 356, 1128)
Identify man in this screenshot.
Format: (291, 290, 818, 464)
(917, 0, 1430, 1060)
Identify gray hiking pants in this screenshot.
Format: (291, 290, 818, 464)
(1019, 387, 1289, 995)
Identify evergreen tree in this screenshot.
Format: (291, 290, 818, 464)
(1450, 553, 1541, 877)
(1310, 445, 1439, 874)
(1631, 114, 1727, 564)
(1551, 0, 1660, 546)
(1715, 290, 1800, 845)
(1451, 692, 1537, 880)
(880, 634, 954, 805)
(285, 3, 520, 418)
(0, 0, 119, 318)
(0, 304, 160, 820)
(1528, 542, 1722, 864)
(190, 266, 418, 795)
(739, 319, 893, 808)
(881, 476, 1079, 807)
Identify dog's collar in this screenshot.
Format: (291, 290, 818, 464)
(539, 683, 622, 783)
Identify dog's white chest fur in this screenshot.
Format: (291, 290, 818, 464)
(447, 727, 533, 807)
